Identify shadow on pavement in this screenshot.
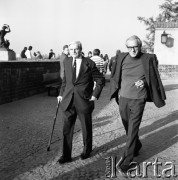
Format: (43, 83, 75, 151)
(54, 110, 178, 179)
(93, 115, 113, 129)
(0, 82, 112, 180)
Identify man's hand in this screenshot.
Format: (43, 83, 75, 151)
(135, 80, 144, 88)
(57, 96, 62, 103)
(89, 96, 96, 101)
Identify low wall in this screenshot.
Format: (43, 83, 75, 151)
(159, 65, 178, 79)
(0, 62, 177, 105)
(0, 60, 61, 105)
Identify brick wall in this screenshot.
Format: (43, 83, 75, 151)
(0, 60, 61, 105)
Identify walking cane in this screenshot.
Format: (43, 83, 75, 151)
(47, 102, 60, 151)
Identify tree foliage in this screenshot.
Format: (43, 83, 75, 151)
(138, 0, 178, 53)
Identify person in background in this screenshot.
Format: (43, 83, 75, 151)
(100, 54, 103, 59)
(33, 52, 37, 57)
(103, 54, 109, 74)
(110, 35, 166, 175)
(57, 41, 104, 164)
(90, 49, 105, 87)
(25, 46, 33, 59)
(90, 49, 105, 74)
(109, 50, 121, 77)
(20, 47, 27, 59)
(60, 45, 69, 78)
(49, 49, 55, 59)
(87, 51, 92, 58)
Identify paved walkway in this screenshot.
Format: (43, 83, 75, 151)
(0, 77, 178, 180)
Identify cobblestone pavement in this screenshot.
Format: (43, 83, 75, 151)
(0, 76, 178, 180)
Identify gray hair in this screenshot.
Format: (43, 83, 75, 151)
(125, 35, 142, 47)
(68, 41, 82, 50)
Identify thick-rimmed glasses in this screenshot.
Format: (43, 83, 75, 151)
(127, 46, 139, 51)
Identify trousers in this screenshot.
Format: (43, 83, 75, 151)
(62, 96, 93, 158)
(119, 96, 146, 165)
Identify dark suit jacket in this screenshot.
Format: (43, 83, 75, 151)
(59, 56, 104, 113)
(109, 56, 116, 72)
(110, 52, 166, 108)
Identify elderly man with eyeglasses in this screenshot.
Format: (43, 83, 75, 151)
(110, 35, 166, 175)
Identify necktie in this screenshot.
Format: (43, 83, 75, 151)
(72, 59, 76, 83)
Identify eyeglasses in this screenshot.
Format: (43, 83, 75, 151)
(127, 46, 139, 51)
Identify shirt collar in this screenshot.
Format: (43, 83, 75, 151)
(73, 56, 82, 61)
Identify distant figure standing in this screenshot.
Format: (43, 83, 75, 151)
(100, 54, 103, 59)
(60, 45, 69, 61)
(103, 54, 109, 74)
(20, 47, 27, 59)
(33, 52, 37, 57)
(0, 24, 11, 48)
(60, 45, 69, 78)
(25, 46, 33, 59)
(90, 49, 105, 74)
(48, 49, 55, 59)
(109, 50, 121, 76)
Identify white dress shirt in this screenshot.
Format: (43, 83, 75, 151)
(73, 57, 82, 78)
(25, 50, 32, 59)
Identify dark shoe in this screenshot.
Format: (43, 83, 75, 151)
(58, 156, 72, 164)
(134, 142, 142, 157)
(80, 153, 91, 160)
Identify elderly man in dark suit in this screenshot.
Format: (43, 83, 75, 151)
(57, 41, 104, 164)
(110, 35, 166, 174)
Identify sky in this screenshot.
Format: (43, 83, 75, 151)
(0, 0, 165, 57)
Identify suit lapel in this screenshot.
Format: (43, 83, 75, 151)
(115, 53, 128, 80)
(119, 53, 129, 66)
(140, 53, 150, 85)
(65, 57, 73, 80)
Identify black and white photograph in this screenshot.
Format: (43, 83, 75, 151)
(0, 0, 178, 179)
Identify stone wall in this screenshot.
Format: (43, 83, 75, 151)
(0, 60, 177, 105)
(0, 60, 61, 105)
(159, 65, 178, 79)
